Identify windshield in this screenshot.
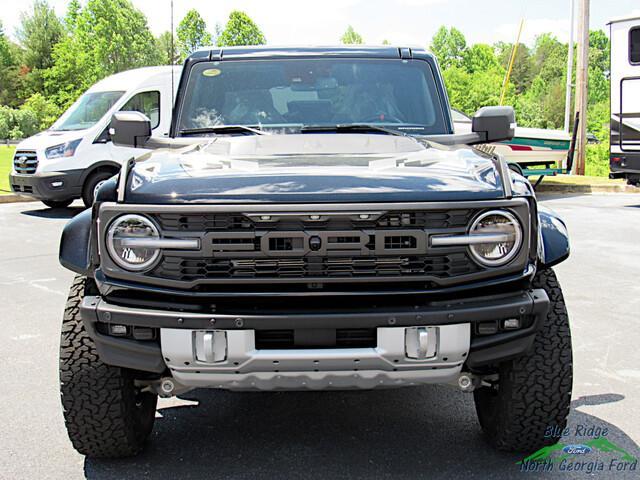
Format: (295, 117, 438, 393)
(178, 58, 447, 135)
(50, 91, 125, 131)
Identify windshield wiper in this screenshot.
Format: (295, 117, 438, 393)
(299, 124, 409, 137)
(179, 125, 267, 136)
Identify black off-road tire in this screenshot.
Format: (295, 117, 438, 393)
(473, 268, 572, 452)
(59, 275, 157, 458)
(42, 199, 73, 209)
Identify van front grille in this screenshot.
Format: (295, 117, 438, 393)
(13, 151, 38, 174)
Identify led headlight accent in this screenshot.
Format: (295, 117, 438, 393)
(106, 214, 161, 271)
(468, 210, 522, 266)
(45, 139, 82, 159)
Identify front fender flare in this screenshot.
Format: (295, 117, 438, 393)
(59, 208, 93, 275)
(537, 205, 570, 268)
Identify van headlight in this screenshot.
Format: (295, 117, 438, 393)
(106, 214, 161, 271)
(45, 139, 82, 159)
(468, 210, 523, 266)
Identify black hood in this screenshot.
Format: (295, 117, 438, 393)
(125, 134, 509, 204)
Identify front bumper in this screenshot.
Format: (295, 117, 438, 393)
(10, 170, 83, 201)
(80, 288, 549, 390)
(161, 325, 471, 390)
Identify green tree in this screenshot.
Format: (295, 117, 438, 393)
(156, 31, 179, 65)
(46, 0, 161, 108)
(17, 1, 64, 70)
(340, 25, 364, 45)
(64, 0, 81, 31)
(217, 11, 266, 47)
(462, 44, 499, 73)
(0, 21, 12, 65)
(176, 9, 212, 61)
(444, 66, 509, 115)
(0, 21, 26, 108)
(21, 92, 60, 130)
(588, 30, 609, 74)
(588, 30, 609, 104)
(532, 34, 567, 82)
(495, 41, 533, 94)
(430, 26, 466, 69)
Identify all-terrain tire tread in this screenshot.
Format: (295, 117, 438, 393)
(474, 268, 573, 452)
(59, 275, 156, 458)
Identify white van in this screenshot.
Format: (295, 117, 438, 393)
(10, 66, 180, 208)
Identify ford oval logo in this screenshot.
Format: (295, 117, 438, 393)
(562, 444, 592, 455)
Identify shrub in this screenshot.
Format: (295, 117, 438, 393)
(585, 143, 609, 177)
(21, 93, 60, 131)
(0, 105, 11, 139)
(0, 104, 39, 139)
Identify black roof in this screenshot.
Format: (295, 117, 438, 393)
(187, 45, 433, 61)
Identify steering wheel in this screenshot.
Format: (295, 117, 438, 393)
(360, 112, 404, 124)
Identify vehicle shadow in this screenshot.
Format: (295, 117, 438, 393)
(20, 206, 85, 220)
(83, 389, 639, 480)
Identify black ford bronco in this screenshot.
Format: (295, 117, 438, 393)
(58, 46, 572, 458)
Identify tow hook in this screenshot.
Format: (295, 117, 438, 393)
(160, 379, 176, 396)
(153, 377, 190, 397)
(457, 373, 478, 392)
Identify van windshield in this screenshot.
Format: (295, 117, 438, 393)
(50, 91, 125, 131)
(178, 58, 447, 135)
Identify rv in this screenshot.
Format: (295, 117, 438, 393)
(609, 15, 640, 184)
(10, 66, 180, 208)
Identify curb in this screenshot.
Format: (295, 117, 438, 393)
(536, 183, 640, 194)
(0, 194, 38, 204)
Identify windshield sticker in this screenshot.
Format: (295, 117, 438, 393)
(202, 68, 222, 77)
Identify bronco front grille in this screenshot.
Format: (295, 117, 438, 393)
(153, 253, 478, 281)
(155, 209, 474, 232)
(13, 150, 38, 174)
(98, 200, 532, 289)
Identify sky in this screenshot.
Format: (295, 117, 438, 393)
(1, 0, 640, 47)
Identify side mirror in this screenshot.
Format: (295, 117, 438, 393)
(109, 111, 151, 148)
(472, 106, 515, 143)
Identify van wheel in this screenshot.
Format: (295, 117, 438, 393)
(83, 171, 115, 207)
(43, 199, 73, 209)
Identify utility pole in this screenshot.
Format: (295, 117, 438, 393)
(573, 0, 590, 175)
(563, 0, 575, 133)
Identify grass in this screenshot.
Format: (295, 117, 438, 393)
(0, 146, 15, 194)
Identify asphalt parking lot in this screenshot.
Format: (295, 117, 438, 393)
(1, 193, 639, 480)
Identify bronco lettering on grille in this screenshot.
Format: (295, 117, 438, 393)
(202, 229, 427, 258)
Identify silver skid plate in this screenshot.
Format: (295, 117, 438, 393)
(160, 324, 470, 391)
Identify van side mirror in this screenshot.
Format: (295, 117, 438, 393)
(109, 111, 151, 148)
(471, 106, 515, 143)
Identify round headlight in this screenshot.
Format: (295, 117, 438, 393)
(106, 214, 161, 271)
(469, 210, 522, 267)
